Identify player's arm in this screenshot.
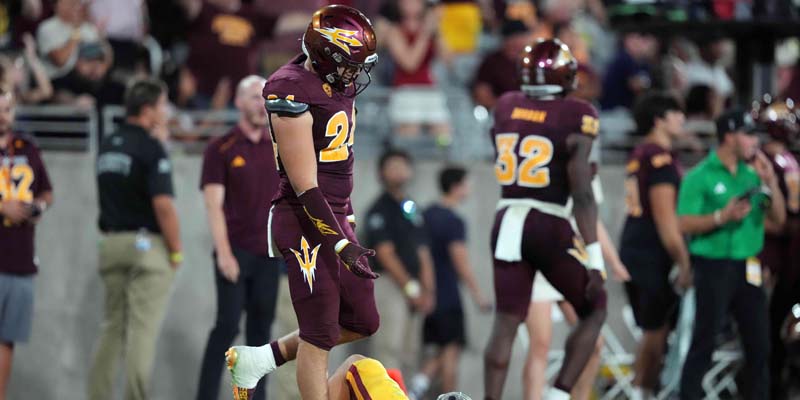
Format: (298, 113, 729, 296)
(417, 246, 436, 313)
(153, 195, 182, 268)
(271, 111, 378, 279)
(567, 134, 602, 275)
(449, 241, 490, 309)
(597, 219, 630, 282)
(650, 184, 690, 272)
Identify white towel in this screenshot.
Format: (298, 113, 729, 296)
(493, 199, 570, 262)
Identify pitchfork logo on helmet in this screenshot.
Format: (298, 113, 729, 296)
(303, 5, 378, 97)
(519, 38, 577, 97)
(313, 27, 363, 55)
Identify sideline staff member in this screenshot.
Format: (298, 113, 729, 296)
(677, 109, 786, 400)
(89, 79, 182, 400)
(195, 75, 281, 400)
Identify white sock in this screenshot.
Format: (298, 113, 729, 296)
(545, 387, 571, 400)
(409, 374, 430, 395)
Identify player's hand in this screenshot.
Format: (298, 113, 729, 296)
(216, 251, 240, 283)
(338, 242, 379, 279)
(752, 150, 777, 187)
(611, 260, 631, 282)
(584, 269, 605, 303)
(1, 200, 32, 225)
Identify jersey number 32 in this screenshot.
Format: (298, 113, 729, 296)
(494, 133, 553, 187)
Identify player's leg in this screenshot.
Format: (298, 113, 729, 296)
(535, 217, 607, 396)
(409, 314, 442, 399)
(296, 339, 333, 399)
(0, 343, 11, 400)
(196, 251, 247, 400)
(484, 259, 535, 399)
(327, 354, 368, 400)
(440, 343, 461, 393)
(559, 302, 602, 400)
(523, 300, 554, 400)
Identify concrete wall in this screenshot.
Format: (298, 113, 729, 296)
(8, 151, 632, 400)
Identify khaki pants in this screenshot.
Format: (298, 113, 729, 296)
(88, 232, 176, 400)
(369, 277, 420, 375)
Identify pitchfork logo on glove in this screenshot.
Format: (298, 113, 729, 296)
(290, 236, 321, 293)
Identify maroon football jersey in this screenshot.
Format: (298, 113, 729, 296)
(619, 141, 682, 256)
(263, 54, 356, 212)
(491, 91, 599, 206)
(766, 149, 800, 217)
(0, 135, 52, 275)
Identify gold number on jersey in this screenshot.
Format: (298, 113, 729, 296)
(0, 164, 34, 202)
(320, 108, 356, 163)
(494, 133, 553, 187)
(623, 176, 643, 217)
(786, 172, 799, 214)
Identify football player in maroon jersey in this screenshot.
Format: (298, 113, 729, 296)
(752, 96, 800, 398)
(224, 5, 380, 400)
(483, 39, 607, 400)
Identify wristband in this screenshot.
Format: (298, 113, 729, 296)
(334, 239, 350, 253)
(585, 242, 605, 277)
(169, 251, 184, 264)
(713, 210, 722, 226)
(404, 280, 421, 298)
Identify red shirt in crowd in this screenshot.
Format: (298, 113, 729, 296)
(200, 126, 279, 256)
(0, 135, 52, 275)
(186, 1, 277, 98)
(392, 29, 435, 87)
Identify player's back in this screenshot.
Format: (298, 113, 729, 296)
(264, 54, 356, 211)
(491, 91, 599, 206)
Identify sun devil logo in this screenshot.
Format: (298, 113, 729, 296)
(314, 27, 363, 55)
(291, 237, 321, 293)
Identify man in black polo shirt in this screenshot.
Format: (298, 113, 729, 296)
(195, 75, 281, 400)
(364, 149, 435, 373)
(89, 79, 182, 400)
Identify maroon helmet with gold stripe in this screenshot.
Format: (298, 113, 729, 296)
(519, 38, 578, 97)
(302, 5, 378, 97)
(751, 94, 799, 145)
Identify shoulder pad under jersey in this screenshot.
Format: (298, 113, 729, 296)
(265, 95, 310, 117)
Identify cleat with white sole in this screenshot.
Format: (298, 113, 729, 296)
(225, 345, 277, 400)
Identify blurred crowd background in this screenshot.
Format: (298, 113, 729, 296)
(1, 0, 799, 159)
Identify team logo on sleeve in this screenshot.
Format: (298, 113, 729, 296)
(313, 27, 363, 55)
(290, 236, 321, 293)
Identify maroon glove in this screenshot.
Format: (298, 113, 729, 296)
(298, 187, 378, 279)
(337, 242, 379, 279)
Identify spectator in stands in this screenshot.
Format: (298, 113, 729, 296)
(678, 109, 786, 400)
(0, 33, 53, 104)
(471, 19, 529, 110)
(89, 0, 147, 75)
(0, 86, 54, 400)
(408, 166, 490, 399)
(620, 93, 690, 400)
(179, 0, 306, 109)
(0, 0, 43, 50)
(51, 42, 125, 110)
(195, 75, 282, 400)
(36, 0, 110, 81)
(364, 149, 435, 375)
(685, 36, 734, 104)
(684, 84, 722, 138)
(600, 31, 658, 110)
(385, 0, 451, 143)
(89, 79, 181, 400)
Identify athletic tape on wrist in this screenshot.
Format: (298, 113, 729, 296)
(334, 239, 350, 254)
(585, 242, 605, 273)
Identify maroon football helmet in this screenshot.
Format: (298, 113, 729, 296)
(302, 5, 378, 97)
(519, 38, 578, 97)
(751, 94, 799, 145)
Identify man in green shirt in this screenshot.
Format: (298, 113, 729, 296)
(677, 109, 786, 400)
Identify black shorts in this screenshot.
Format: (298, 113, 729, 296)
(621, 247, 679, 331)
(423, 307, 466, 346)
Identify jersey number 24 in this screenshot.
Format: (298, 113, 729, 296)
(494, 133, 553, 187)
(320, 109, 356, 163)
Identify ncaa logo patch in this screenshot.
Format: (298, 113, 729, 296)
(290, 237, 321, 293)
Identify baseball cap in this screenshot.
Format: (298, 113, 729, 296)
(715, 108, 758, 136)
